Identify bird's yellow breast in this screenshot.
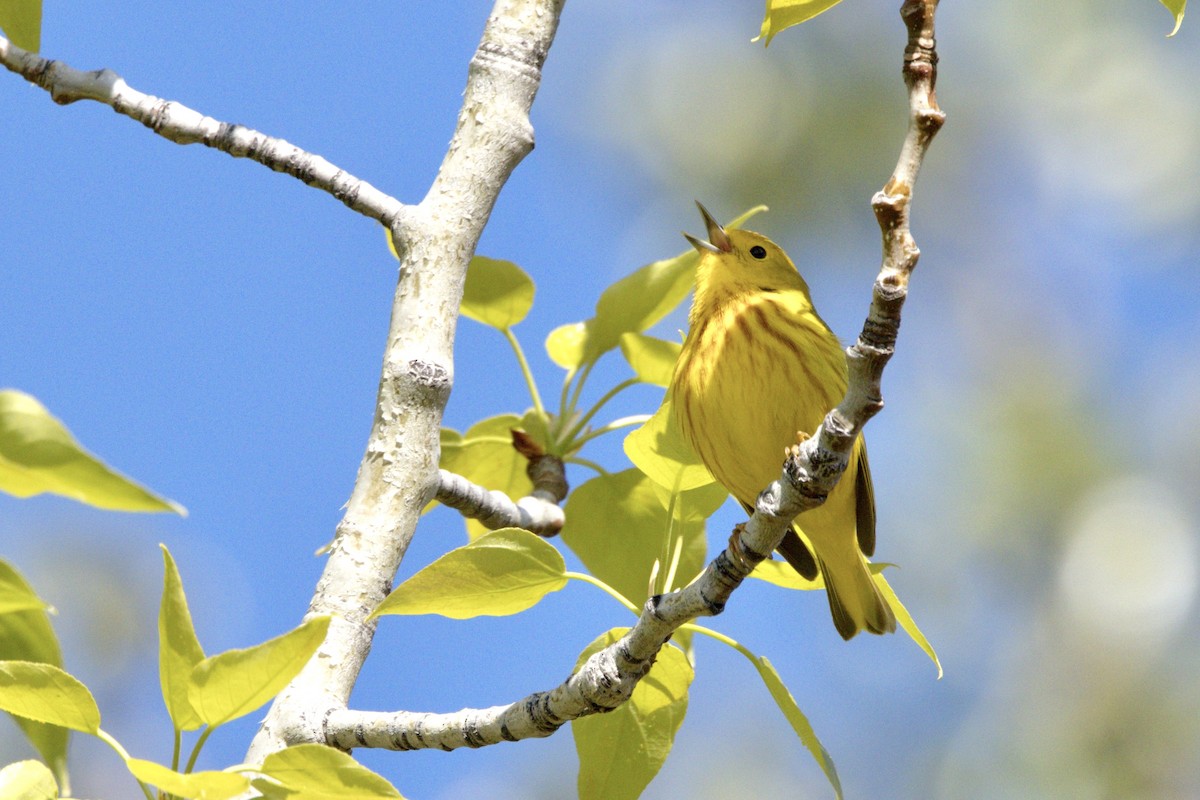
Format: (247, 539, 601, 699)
(671, 287, 848, 508)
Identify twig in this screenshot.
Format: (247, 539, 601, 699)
(0, 36, 407, 227)
(435, 467, 566, 536)
(781, 0, 943, 507)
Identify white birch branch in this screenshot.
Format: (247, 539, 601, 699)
(0, 36, 407, 226)
(318, 0, 945, 755)
(244, 0, 565, 762)
(436, 468, 566, 536)
(436, 430, 569, 535)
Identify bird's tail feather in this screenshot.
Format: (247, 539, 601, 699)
(817, 552, 896, 641)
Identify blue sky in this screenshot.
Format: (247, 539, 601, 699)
(4, 2, 1200, 798)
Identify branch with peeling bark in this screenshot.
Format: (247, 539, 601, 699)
(0, 37, 407, 227)
(318, 0, 944, 756)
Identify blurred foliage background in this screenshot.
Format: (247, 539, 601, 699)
(2, 0, 1198, 797)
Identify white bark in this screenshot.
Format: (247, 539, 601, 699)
(244, 0, 565, 762)
(0, 37, 406, 226)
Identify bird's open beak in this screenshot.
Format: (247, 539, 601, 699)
(683, 201, 733, 254)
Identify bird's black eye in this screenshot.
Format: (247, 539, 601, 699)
(749, 245, 767, 259)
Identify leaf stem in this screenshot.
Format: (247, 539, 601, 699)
(172, 727, 182, 772)
(502, 327, 544, 415)
(564, 571, 639, 614)
(680, 622, 756, 661)
(569, 414, 651, 449)
(563, 456, 609, 476)
(566, 360, 596, 420)
(95, 728, 155, 800)
(184, 726, 215, 774)
(562, 377, 639, 445)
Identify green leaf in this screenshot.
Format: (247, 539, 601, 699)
(0, 0, 42, 52)
(547, 207, 766, 372)
(1160, 0, 1186, 35)
(0, 390, 184, 514)
(748, 556, 824, 590)
(875, 571, 942, 678)
(125, 759, 250, 800)
(583, 250, 699, 365)
(0, 561, 50, 616)
(461, 256, 535, 330)
(158, 545, 206, 731)
(0, 562, 68, 790)
(437, 415, 533, 540)
(573, 629, 693, 800)
(545, 322, 590, 372)
(562, 470, 710, 604)
(619, 333, 681, 388)
(623, 399, 715, 493)
(187, 616, 331, 727)
(0, 661, 100, 733)
(749, 558, 896, 592)
(752, 655, 842, 799)
(753, 0, 844, 45)
(372, 528, 566, 620)
(0, 760, 57, 800)
(257, 743, 404, 799)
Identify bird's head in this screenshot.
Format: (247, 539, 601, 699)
(684, 202, 811, 299)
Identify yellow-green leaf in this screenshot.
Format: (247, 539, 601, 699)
(573, 629, 693, 800)
(0, 0, 42, 52)
(258, 744, 404, 799)
(461, 256, 535, 329)
(619, 333, 681, 388)
(875, 571, 942, 678)
(0, 562, 68, 790)
(158, 545, 206, 731)
(371, 528, 566, 620)
(753, 655, 842, 800)
(0, 390, 184, 514)
(562, 470, 709, 604)
(750, 559, 891, 591)
(0, 661, 99, 733)
(0, 760, 56, 800)
(187, 616, 331, 727)
(748, 556, 824, 590)
(0, 561, 50, 616)
(548, 207, 766, 372)
(584, 250, 700, 365)
(754, 0, 844, 46)
(125, 759, 249, 800)
(546, 321, 589, 372)
(437, 414, 532, 540)
(1160, 0, 1186, 35)
(624, 399, 715, 493)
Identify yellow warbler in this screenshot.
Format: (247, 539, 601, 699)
(670, 203, 895, 640)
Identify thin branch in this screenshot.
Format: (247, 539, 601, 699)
(321, 0, 944, 754)
(324, 515, 790, 752)
(782, 0, 943, 507)
(436, 467, 565, 536)
(0, 36, 408, 227)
